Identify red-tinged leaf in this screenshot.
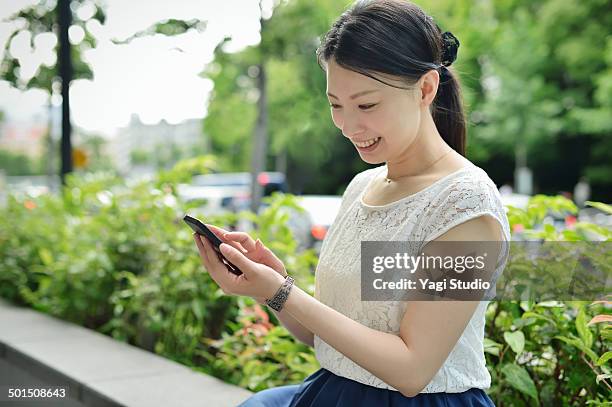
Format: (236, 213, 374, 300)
(590, 300, 612, 306)
(253, 303, 270, 323)
(587, 315, 612, 326)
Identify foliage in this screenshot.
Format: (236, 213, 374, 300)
(201, 0, 611, 200)
(0, 149, 43, 175)
(0, 0, 107, 93)
(110, 18, 207, 45)
(0, 0, 207, 94)
(484, 195, 611, 406)
(0, 158, 319, 383)
(0, 161, 610, 405)
(199, 298, 319, 391)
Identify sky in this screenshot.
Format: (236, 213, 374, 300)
(0, 0, 270, 138)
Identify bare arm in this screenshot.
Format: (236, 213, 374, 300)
(265, 300, 315, 347)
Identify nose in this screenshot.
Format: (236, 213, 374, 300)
(339, 113, 365, 139)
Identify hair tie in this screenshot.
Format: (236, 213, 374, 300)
(440, 31, 460, 67)
(439, 65, 450, 80)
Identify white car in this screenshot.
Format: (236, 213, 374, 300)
(178, 171, 287, 216)
(287, 195, 343, 254)
(500, 193, 530, 211)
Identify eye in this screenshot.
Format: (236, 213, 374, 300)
(359, 103, 377, 110)
(329, 103, 341, 109)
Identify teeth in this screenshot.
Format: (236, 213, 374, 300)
(356, 137, 380, 148)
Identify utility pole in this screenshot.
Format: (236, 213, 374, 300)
(514, 122, 533, 195)
(249, 1, 268, 214)
(58, 0, 73, 186)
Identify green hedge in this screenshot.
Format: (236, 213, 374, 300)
(0, 163, 610, 406)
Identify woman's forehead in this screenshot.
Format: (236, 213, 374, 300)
(326, 60, 378, 85)
(326, 65, 414, 99)
(326, 59, 411, 95)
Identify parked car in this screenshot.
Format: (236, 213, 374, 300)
(499, 193, 530, 211)
(286, 195, 343, 254)
(178, 171, 288, 216)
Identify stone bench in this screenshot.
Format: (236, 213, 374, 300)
(0, 299, 253, 406)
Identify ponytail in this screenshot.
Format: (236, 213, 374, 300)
(432, 67, 466, 156)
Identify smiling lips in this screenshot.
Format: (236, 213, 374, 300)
(354, 137, 381, 149)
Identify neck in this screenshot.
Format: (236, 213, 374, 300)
(385, 114, 451, 180)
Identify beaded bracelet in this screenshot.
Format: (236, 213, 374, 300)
(265, 276, 295, 312)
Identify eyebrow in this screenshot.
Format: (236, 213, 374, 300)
(327, 89, 380, 100)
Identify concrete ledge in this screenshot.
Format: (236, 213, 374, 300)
(0, 299, 253, 407)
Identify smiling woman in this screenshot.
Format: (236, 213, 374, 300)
(193, 0, 510, 406)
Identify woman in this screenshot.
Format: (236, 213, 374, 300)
(193, 0, 509, 405)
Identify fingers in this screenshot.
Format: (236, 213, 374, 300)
(256, 242, 286, 275)
(202, 225, 286, 277)
(219, 243, 259, 277)
(205, 224, 248, 254)
(205, 223, 230, 239)
(193, 232, 211, 270)
(194, 233, 237, 291)
(224, 231, 257, 252)
(203, 223, 255, 253)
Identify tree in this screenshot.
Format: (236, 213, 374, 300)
(202, 0, 353, 194)
(1, 1, 207, 186)
(1, 0, 106, 185)
(461, 0, 611, 199)
(203, 0, 611, 200)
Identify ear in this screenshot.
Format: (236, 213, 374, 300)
(418, 69, 440, 108)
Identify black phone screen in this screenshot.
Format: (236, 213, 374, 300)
(183, 214, 223, 249)
(183, 214, 243, 276)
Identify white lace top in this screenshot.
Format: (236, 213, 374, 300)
(313, 162, 510, 393)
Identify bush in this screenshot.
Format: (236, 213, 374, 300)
(486, 196, 611, 406)
(0, 165, 609, 404)
(0, 161, 320, 386)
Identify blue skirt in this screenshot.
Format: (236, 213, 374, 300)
(238, 368, 496, 406)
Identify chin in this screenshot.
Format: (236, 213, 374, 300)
(359, 155, 385, 165)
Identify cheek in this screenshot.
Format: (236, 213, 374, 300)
(331, 109, 342, 128)
(378, 106, 419, 144)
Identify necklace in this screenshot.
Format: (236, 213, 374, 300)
(384, 148, 453, 184)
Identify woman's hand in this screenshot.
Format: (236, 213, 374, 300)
(192, 226, 286, 302)
(205, 225, 288, 305)
(223, 230, 288, 305)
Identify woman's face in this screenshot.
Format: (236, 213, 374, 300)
(326, 58, 426, 164)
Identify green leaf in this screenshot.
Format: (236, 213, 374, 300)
(597, 351, 612, 366)
(576, 306, 594, 348)
(585, 201, 612, 215)
(555, 335, 599, 363)
(504, 330, 525, 355)
(602, 327, 612, 341)
(191, 299, 205, 321)
(536, 301, 564, 308)
(38, 248, 53, 266)
(501, 364, 539, 402)
(484, 338, 502, 356)
(521, 311, 555, 325)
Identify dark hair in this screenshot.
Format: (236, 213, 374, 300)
(316, 0, 466, 155)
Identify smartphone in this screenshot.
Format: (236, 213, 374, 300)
(183, 214, 243, 276)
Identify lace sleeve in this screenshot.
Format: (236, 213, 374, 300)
(418, 173, 511, 298)
(421, 174, 510, 243)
